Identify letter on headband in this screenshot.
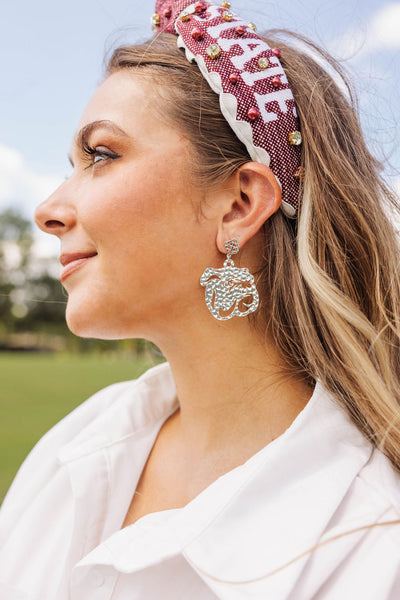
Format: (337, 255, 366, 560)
(152, 0, 303, 217)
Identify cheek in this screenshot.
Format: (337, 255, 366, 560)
(81, 173, 200, 287)
(89, 167, 196, 251)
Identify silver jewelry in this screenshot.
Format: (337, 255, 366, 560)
(200, 239, 259, 321)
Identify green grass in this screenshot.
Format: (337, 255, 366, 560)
(0, 352, 162, 502)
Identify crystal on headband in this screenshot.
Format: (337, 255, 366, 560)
(206, 43, 222, 59)
(289, 131, 302, 146)
(258, 57, 269, 69)
(151, 13, 161, 26)
(222, 10, 233, 21)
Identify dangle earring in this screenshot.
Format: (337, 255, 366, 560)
(200, 239, 259, 321)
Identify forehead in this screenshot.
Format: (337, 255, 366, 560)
(74, 70, 182, 148)
(78, 71, 145, 122)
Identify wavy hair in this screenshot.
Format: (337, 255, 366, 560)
(105, 31, 400, 472)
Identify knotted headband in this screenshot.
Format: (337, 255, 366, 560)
(152, 1, 302, 217)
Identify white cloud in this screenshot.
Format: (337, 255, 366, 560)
(0, 142, 62, 258)
(369, 3, 400, 50)
(0, 142, 62, 218)
(330, 3, 400, 59)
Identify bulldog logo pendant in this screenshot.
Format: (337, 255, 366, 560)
(200, 239, 259, 321)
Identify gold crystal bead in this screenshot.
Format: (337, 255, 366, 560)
(180, 11, 191, 21)
(151, 13, 161, 27)
(221, 0, 231, 7)
(248, 22, 257, 31)
(222, 10, 233, 21)
(288, 131, 302, 146)
(206, 43, 222, 59)
(258, 57, 269, 69)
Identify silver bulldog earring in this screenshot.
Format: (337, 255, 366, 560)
(200, 239, 259, 321)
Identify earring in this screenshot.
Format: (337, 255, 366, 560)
(200, 239, 259, 321)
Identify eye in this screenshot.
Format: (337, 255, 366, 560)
(93, 152, 107, 164)
(81, 140, 121, 168)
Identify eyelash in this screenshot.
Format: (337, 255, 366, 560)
(81, 141, 121, 168)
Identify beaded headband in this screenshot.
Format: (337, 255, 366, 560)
(152, 0, 303, 217)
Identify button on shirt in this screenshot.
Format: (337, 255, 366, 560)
(1, 361, 400, 599)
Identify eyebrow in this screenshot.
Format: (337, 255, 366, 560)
(68, 120, 130, 166)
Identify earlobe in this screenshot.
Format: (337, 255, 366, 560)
(216, 162, 281, 254)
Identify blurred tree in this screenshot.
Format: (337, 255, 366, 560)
(0, 209, 34, 333)
(0, 208, 67, 345)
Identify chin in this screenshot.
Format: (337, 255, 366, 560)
(65, 303, 117, 340)
(66, 317, 126, 340)
(65, 300, 149, 341)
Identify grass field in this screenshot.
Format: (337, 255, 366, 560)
(0, 352, 162, 502)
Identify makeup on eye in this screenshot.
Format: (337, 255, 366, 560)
(68, 119, 130, 168)
(67, 141, 122, 170)
(81, 141, 122, 168)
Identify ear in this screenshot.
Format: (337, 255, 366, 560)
(216, 162, 281, 254)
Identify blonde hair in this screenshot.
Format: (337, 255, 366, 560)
(106, 31, 400, 472)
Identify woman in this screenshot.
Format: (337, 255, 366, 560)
(1, 1, 400, 598)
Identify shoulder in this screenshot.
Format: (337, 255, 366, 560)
(357, 447, 400, 517)
(286, 448, 400, 598)
(293, 425, 400, 596)
(0, 361, 172, 520)
(0, 381, 128, 529)
(333, 445, 400, 544)
(294, 451, 400, 598)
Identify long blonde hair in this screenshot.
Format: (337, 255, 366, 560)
(106, 31, 400, 472)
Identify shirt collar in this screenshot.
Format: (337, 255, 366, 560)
(183, 380, 373, 585)
(69, 362, 374, 590)
(57, 361, 179, 464)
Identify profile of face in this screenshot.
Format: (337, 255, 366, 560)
(34, 71, 219, 342)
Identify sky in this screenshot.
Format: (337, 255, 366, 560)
(0, 0, 399, 257)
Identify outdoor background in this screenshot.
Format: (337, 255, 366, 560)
(1, 0, 399, 501)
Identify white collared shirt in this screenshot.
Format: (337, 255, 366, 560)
(1, 361, 400, 599)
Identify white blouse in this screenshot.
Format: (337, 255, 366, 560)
(1, 361, 400, 600)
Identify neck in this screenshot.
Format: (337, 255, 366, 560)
(153, 311, 313, 461)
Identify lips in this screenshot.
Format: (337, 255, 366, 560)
(59, 251, 98, 282)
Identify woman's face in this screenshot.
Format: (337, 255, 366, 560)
(35, 70, 217, 340)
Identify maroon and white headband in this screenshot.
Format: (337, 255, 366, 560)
(152, 0, 303, 217)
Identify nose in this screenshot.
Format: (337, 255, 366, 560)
(34, 181, 76, 237)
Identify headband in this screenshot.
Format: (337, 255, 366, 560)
(151, 1, 302, 217)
